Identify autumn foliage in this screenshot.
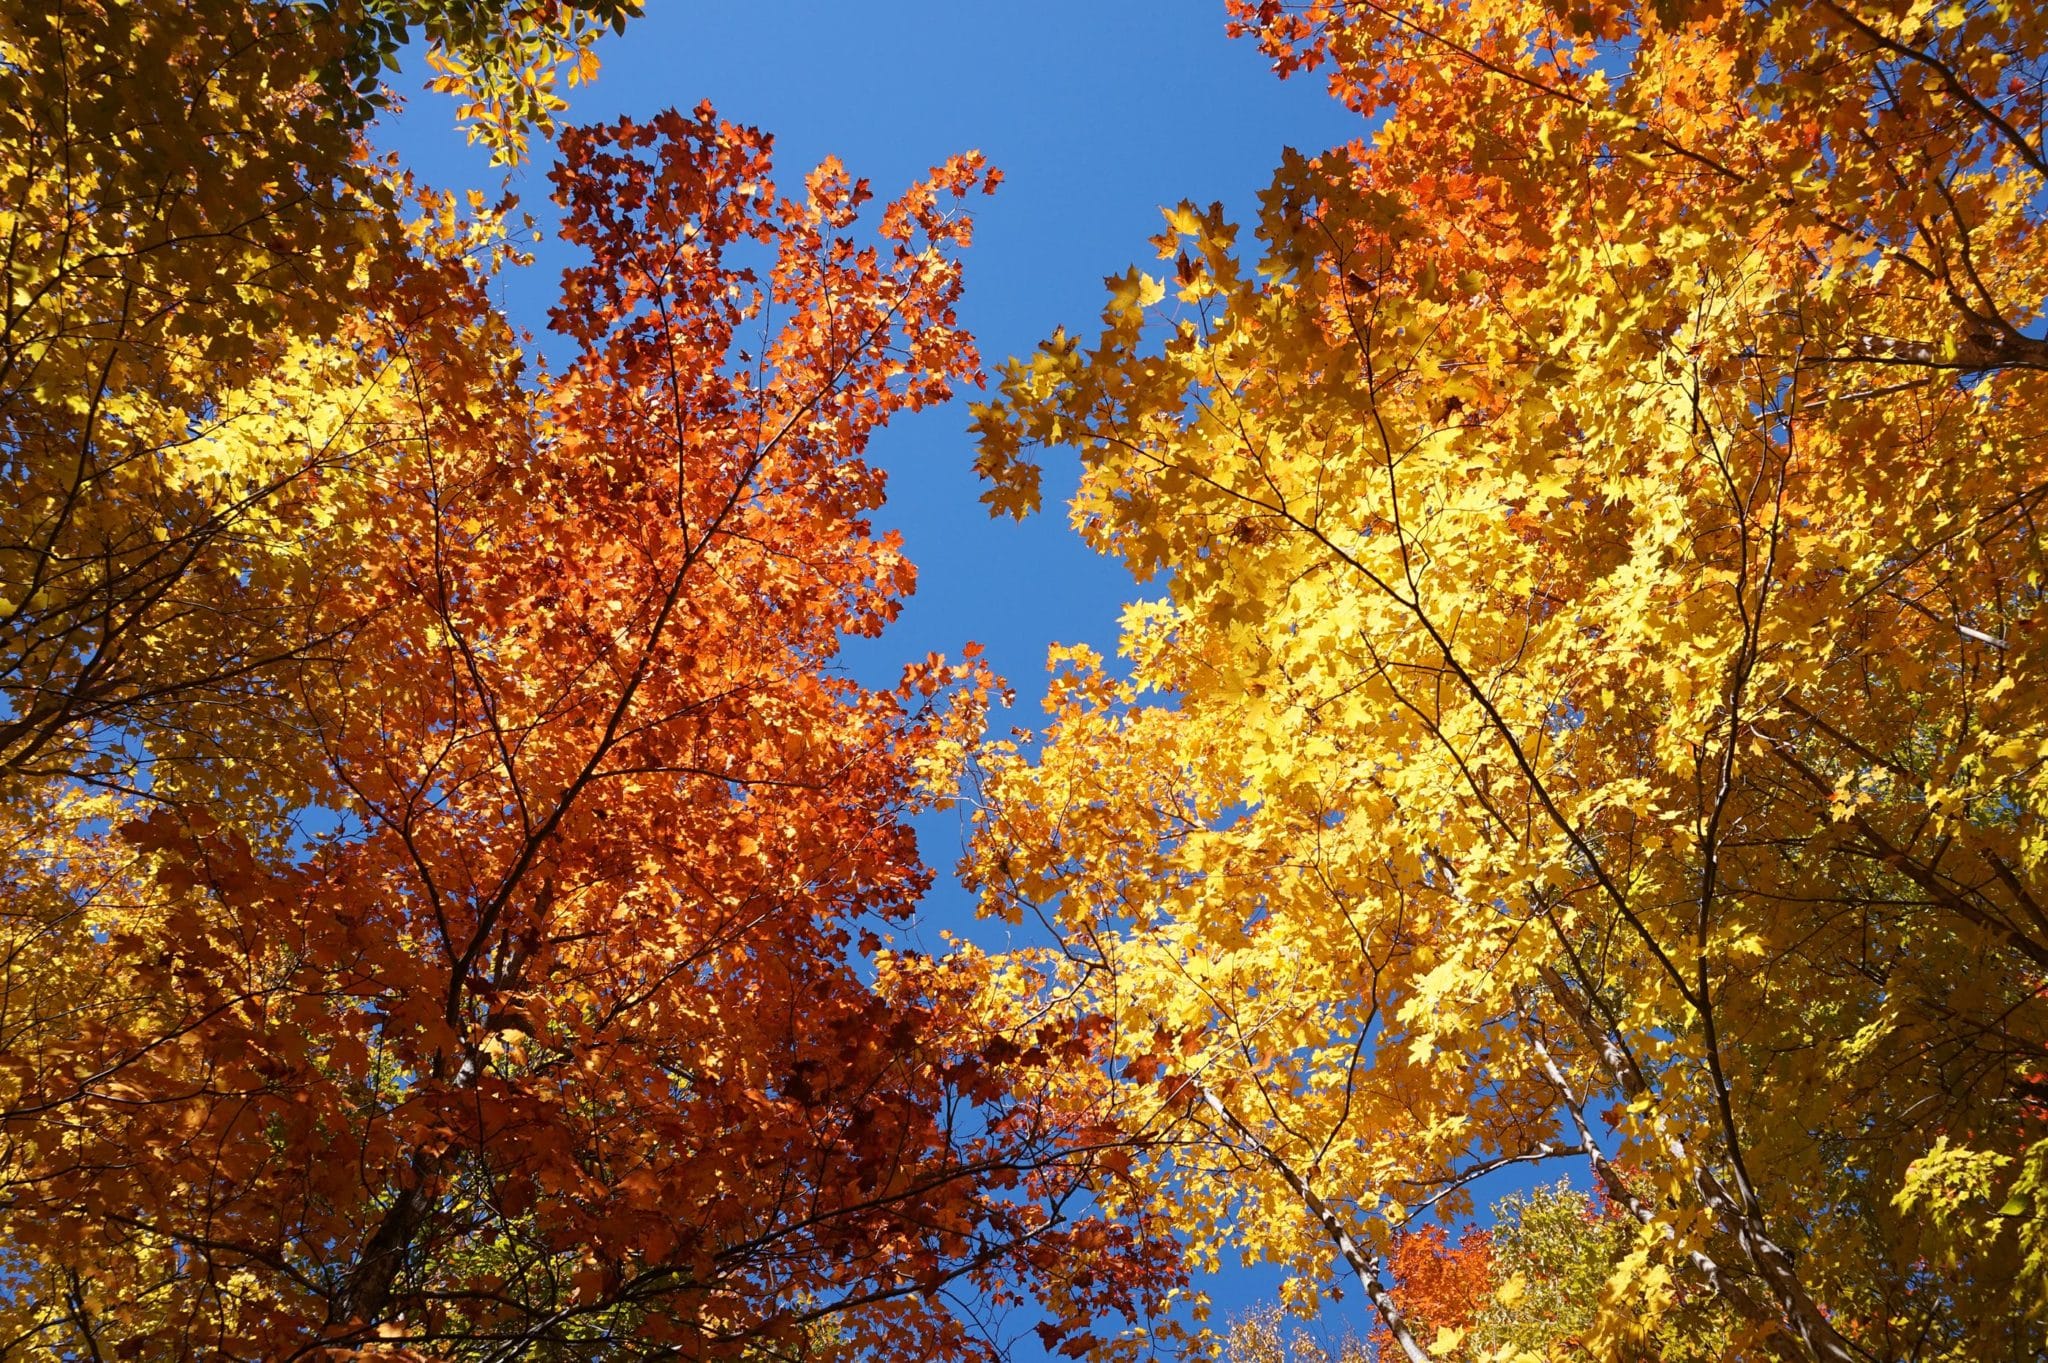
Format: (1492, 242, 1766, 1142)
(1238, 1183, 1734, 1363)
(1363, 1227, 1492, 1362)
(971, 1, 2048, 1361)
(0, 3, 1182, 1358)
(11, 1, 2048, 1361)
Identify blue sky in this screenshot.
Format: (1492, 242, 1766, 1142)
(374, 1, 1371, 1344)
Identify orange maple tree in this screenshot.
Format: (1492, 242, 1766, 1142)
(1363, 1227, 1493, 1362)
(0, 103, 1180, 1361)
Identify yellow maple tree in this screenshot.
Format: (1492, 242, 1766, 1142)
(969, 3, 2048, 1360)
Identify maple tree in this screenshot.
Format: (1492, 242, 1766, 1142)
(1362, 1225, 1492, 1362)
(968, 2, 2048, 1361)
(0, 5, 1186, 1358)
(1234, 1184, 1733, 1363)
(1458, 1183, 1731, 1363)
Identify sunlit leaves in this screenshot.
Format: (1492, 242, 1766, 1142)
(0, 6, 1184, 1357)
(970, 2, 2048, 1360)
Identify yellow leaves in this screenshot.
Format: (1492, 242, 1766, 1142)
(422, 20, 596, 166)
(968, 1, 2048, 1354)
(1493, 1273, 1527, 1308)
(1990, 732, 2048, 767)
(1894, 1137, 2015, 1216)
(1892, 1137, 2027, 1277)
(1043, 642, 1133, 713)
(1161, 203, 1207, 239)
(1105, 266, 1166, 320)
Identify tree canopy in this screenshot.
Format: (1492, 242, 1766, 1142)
(7, 2, 2048, 1361)
(0, 3, 1179, 1357)
(970, 2, 2048, 1360)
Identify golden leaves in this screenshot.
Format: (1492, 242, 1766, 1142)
(971, 1, 2048, 1358)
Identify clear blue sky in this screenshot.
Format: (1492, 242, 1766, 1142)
(375, 1, 1371, 1345)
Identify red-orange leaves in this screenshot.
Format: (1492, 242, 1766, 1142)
(0, 107, 1171, 1363)
(1365, 1226, 1494, 1360)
